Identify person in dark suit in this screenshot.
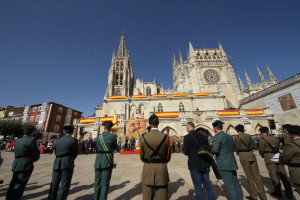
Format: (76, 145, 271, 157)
(211, 120, 243, 200)
(183, 122, 216, 200)
(94, 121, 118, 200)
(140, 114, 172, 200)
(6, 125, 40, 200)
(48, 125, 79, 200)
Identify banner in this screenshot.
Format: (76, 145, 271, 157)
(126, 119, 146, 139)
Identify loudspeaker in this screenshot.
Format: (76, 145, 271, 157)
(268, 119, 276, 130)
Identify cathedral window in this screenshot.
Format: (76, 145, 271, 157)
(115, 90, 121, 96)
(120, 73, 123, 85)
(179, 103, 185, 112)
(157, 88, 160, 94)
(121, 61, 123, 66)
(116, 61, 119, 66)
(157, 103, 163, 112)
(116, 74, 119, 85)
(146, 86, 151, 96)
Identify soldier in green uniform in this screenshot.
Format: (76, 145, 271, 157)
(211, 120, 243, 200)
(94, 121, 118, 200)
(234, 124, 266, 200)
(140, 114, 171, 200)
(6, 125, 40, 200)
(48, 125, 79, 200)
(258, 126, 293, 199)
(280, 125, 300, 195)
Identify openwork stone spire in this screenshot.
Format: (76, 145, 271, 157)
(245, 71, 252, 87)
(256, 65, 266, 83)
(238, 75, 245, 90)
(117, 33, 128, 57)
(266, 65, 277, 82)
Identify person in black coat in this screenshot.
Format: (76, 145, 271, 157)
(183, 122, 216, 200)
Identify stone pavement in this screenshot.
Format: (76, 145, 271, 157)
(0, 151, 299, 200)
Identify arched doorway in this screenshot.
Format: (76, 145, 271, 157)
(161, 126, 178, 136)
(195, 124, 214, 134)
(226, 124, 236, 135)
(255, 123, 263, 135)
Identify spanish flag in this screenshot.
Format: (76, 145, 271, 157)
(245, 110, 264, 115)
(217, 110, 239, 116)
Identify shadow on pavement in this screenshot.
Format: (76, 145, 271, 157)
(177, 189, 195, 200)
(109, 180, 130, 194)
(115, 183, 141, 200)
(169, 178, 185, 198)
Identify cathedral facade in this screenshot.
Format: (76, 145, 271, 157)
(87, 34, 277, 138)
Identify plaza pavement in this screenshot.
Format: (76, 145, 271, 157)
(0, 151, 299, 200)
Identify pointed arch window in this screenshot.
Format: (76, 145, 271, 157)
(115, 90, 121, 96)
(120, 73, 123, 85)
(157, 103, 163, 112)
(179, 102, 185, 112)
(157, 88, 161, 94)
(146, 86, 151, 96)
(115, 74, 119, 85)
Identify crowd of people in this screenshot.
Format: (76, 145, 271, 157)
(2, 115, 300, 200)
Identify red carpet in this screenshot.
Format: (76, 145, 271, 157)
(120, 150, 140, 155)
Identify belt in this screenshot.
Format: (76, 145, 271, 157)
(15, 156, 30, 158)
(97, 151, 113, 154)
(264, 151, 277, 154)
(56, 154, 73, 158)
(142, 158, 166, 163)
(239, 149, 252, 152)
(288, 163, 300, 167)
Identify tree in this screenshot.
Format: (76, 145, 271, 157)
(0, 120, 36, 139)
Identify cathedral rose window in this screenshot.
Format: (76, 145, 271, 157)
(204, 69, 220, 84)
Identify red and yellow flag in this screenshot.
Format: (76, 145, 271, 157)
(217, 110, 239, 116)
(108, 96, 127, 99)
(100, 116, 113, 122)
(80, 118, 95, 124)
(194, 92, 211, 96)
(152, 94, 167, 97)
(131, 95, 147, 98)
(245, 110, 264, 115)
(172, 93, 188, 97)
(155, 112, 179, 118)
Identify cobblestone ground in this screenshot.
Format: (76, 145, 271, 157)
(0, 151, 299, 200)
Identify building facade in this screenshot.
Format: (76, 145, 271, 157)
(22, 102, 82, 139)
(80, 34, 278, 138)
(0, 106, 24, 120)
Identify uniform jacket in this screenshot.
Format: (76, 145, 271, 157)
(140, 129, 171, 186)
(258, 135, 280, 164)
(235, 133, 256, 162)
(12, 135, 40, 172)
(53, 134, 79, 170)
(279, 137, 300, 185)
(212, 131, 238, 171)
(183, 131, 211, 170)
(94, 131, 117, 169)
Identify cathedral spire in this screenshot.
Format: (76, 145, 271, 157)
(238, 75, 245, 90)
(179, 50, 183, 64)
(172, 54, 178, 66)
(218, 43, 227, 56)
(189, 42, 195, 57)
(256, 65, 266, 83)
(266, 65, 277, 83)
(117, 33, 128, 57)
(244, 71, 252, 87)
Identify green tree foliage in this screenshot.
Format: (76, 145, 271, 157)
(0, 120, 36, 138)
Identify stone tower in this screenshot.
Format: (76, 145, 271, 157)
(105, 33, 134, 98)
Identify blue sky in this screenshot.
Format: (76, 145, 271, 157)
(0, 0, 299, 117)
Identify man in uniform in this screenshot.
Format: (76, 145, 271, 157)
(48, 125, 79, 200)
(258, 126, 293, 199)
(211, 120, 243, 200)
(6, 125, 40, 200)
(94, 121, 118, 200)
(280, 125, 300, 195)
(282, 124, 293, 146)
(140, 114, 171, 200)
(234, 124, 266, 200)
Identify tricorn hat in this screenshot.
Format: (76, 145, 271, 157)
(212, 120, 224, 127)
(102, 121, 114, 128)
(63, 125, 75, 132)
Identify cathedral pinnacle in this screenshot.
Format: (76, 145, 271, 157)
(244, 71, 252, 87)
(189, 42, 195, 58)
(179, 50, 183, 64)
(266, 65, 278, 83)
(117, 33, 128, 57)
(238, 75, 245, 90)
(256, 65, 266, 83)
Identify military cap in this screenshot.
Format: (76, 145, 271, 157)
(63, 125, 75, 132)
(212, 120, 224, 127)
(102, 121, 114, 128)
(149, 114, 159, 125)
(23, 125, 36, 135)
(259, 126, 269, 133)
